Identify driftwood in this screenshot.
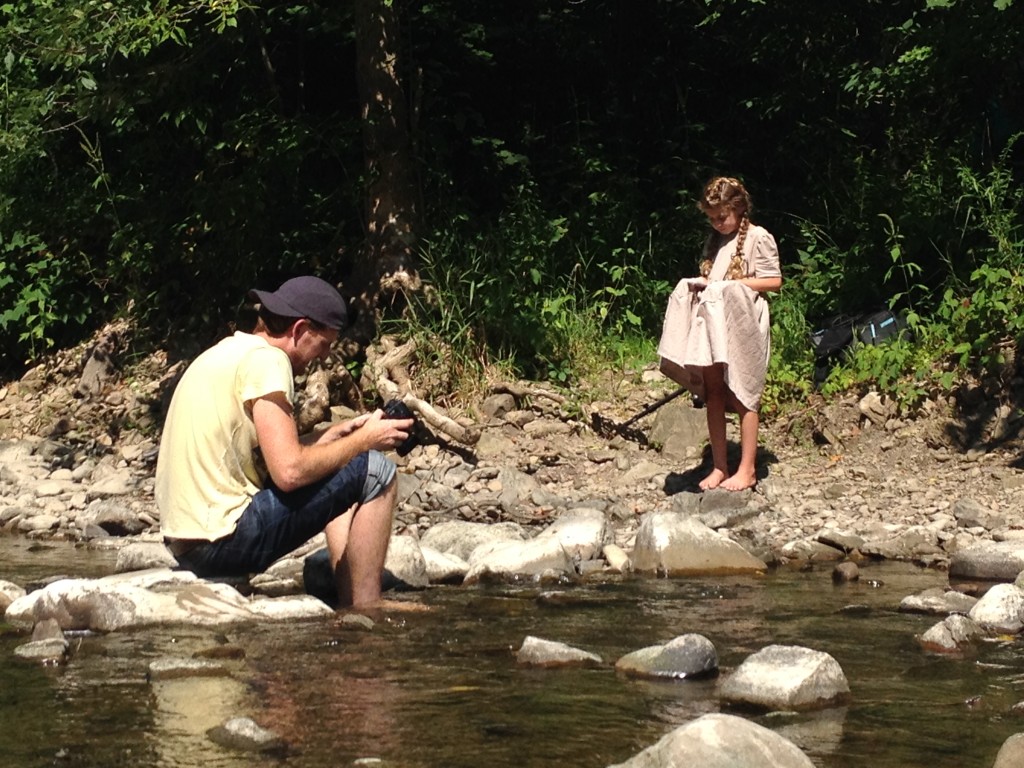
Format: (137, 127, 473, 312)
(492, 381, 566, 405)
(297, 368, 331, 434)
(398, 393, 480, 446)
(362, 335, 479, 447)
(364, 336, 418, 400)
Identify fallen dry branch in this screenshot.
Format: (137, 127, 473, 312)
(492, 381, 566, 405)
(400, 394, 480, 446)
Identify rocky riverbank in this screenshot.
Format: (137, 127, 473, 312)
(6, 334, 1024, 768)
(1, 330, 1023, 584)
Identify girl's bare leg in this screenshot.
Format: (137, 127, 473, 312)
(722, 396, 758, 491)
(700, 364, 729, 490)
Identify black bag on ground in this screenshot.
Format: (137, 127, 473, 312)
(809, 309, 912, 388)
(809, 313, 857, 387)
(853, 309, 911, 347)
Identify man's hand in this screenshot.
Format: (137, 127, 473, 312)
(356, 409, 414, 453)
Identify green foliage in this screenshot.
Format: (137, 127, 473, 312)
(2, 0, 1024, 424)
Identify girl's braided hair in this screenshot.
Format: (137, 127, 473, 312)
(698, 176, 752, 281)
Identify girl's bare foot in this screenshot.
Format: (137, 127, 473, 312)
(699, 468, 727, 491)
(721, 471, 756, 491)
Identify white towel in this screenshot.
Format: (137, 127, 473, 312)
(657, 279, 771, 412)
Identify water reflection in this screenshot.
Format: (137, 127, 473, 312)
(3, 538, 1024, 768)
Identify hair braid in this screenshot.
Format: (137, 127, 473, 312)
(726, 213, 749, 280)
(696, 176, 753, 281)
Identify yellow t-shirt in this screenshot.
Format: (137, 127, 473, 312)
(156, 332, 294, 540)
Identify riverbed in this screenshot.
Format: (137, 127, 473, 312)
(1, 537, 1020, 768)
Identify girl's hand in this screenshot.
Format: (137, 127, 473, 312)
(688, 277, 708, 291)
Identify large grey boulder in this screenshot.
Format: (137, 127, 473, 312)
(418, 520, 526, 562)
(631, 513, 766, 575)
(607, 712, 815, 768)
(950, 541, 1024, 581)
(463, 535, 574, 584)
(534, 508, 612, 562)
(720, 644, 850, 711)
(5, 568, 332, 631)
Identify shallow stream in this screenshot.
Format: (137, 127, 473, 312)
(2, 537, 1022, 768)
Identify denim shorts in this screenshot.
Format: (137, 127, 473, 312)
(177, 450, 395, 577)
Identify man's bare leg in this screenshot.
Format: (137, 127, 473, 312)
(325, 479, 396, 607)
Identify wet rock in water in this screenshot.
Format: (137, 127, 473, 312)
(967, 583, 1024, 633)
(463, 535, 575, 584)
(917, 614, 984, 654)
(14, 637, 70, 664)
(631, 513, 766, 575)
(5, 568, 331, 631)
(899, 586, 978, 615)
(420, 545, 469, 584)
(534, 508, 612, 561)
(516, 635, 602, 668)
(602, 543, 631, 573)
(606, 712, 815, 768)
(206, 716, 286, 753)
(993, 732, 1024, 768)
(115, 540, 176, 573)
(831, 561, 860, 583)
(614, 633, 718, 680)
(148, 657, 230, 681)
(720, 644, 850, 711)
(31, 617, 64, 641)
(384, 534, 430, 589)
(0, 579, 27, 611)
(816, 528, 866, 554)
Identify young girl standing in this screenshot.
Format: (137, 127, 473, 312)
(658, 177, 782, 491)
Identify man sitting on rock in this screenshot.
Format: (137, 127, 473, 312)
(155, 275, 413, 608)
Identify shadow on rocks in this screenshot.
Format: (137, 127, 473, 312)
(663, 443, 778, 496)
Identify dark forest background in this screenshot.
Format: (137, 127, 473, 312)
(2, 0, 1022, 409)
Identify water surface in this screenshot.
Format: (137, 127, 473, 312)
(1, 538, 1020, 768)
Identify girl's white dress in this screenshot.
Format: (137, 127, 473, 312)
(657, 224, 781, 411)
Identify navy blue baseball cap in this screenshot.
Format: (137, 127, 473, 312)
(248, 276, 348, 330)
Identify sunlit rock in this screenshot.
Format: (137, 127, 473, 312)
(5, 568, 332, 631)
(968, 582, 1024, 633)
(534, 508, 612, 561)
(951, 541, 1024, 581)
(206, 716, 285, 753)
(720, 644, 850, 711)
(631, 513, 766, 575)
(420, 545, 469, 584)
(606, 712, 815, 768)
(516, 635, 602, 668)
(994, 733, 1024, 768)
(899, 586, 977, 615)
(419, 520, 527, 562)
(463, 535, 574, 584)
(917, 613, 984, 653)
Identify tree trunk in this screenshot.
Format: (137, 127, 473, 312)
(350, 0, 420, 344)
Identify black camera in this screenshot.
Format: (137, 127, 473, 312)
(382, 399, 418, 456)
